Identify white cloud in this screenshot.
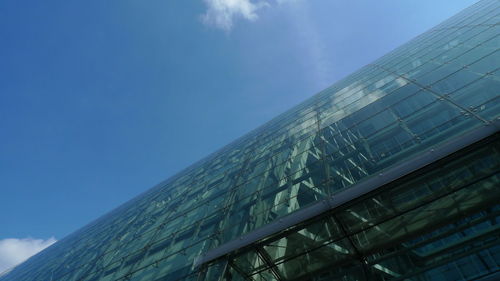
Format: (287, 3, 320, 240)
(201, 0, 270, 31)
(200, 0, 301, 31)
(0, 237, 57, 274)
(200, 0, 331, 89)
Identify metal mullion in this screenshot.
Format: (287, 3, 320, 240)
(226, 260, 254, 281)
(270, 150, 499, 267)
(367, 208, 500, 266)
(383, 11, 500, 76)
(391, 237, 500, 281)
(372, 62, 495, 124)
(375, 3, 495, 72)
(255, 248, 284, 281)
(230, 165, 499, 281)
(352, 169, 500, 236)
(195, 92, 499, 269)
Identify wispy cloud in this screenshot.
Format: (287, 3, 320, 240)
(200, 0, 331, 88)
(201, 0, 271, 31)
(281, 0, 333, 89)
(0, 237, 57, 274)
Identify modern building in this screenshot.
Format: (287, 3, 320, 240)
(2, 0, 499, 280)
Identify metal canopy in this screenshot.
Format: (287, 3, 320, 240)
(195, 119, 500, 267)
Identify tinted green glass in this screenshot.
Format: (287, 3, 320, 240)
(1, 1, 498, 281)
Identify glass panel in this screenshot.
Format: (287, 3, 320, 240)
(3, 2, 499, 281)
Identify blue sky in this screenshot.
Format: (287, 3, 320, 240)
(0, 0, 478, 271)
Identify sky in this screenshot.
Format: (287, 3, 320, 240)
(0, 0, 479, 273)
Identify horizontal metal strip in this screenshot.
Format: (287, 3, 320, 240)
(194, 119, 500, 267)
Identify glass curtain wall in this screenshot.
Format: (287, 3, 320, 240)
(0, 0, 498, 280)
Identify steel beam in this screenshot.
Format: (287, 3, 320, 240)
(194, 120, 500, 267)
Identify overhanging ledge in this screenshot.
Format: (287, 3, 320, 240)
(194, 120, 500, 267)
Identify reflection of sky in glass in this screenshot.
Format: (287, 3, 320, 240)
(1, 0, 499, 281)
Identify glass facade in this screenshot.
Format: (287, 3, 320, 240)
(222, 134, 500, 281)
(1, 0, 499, 280)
